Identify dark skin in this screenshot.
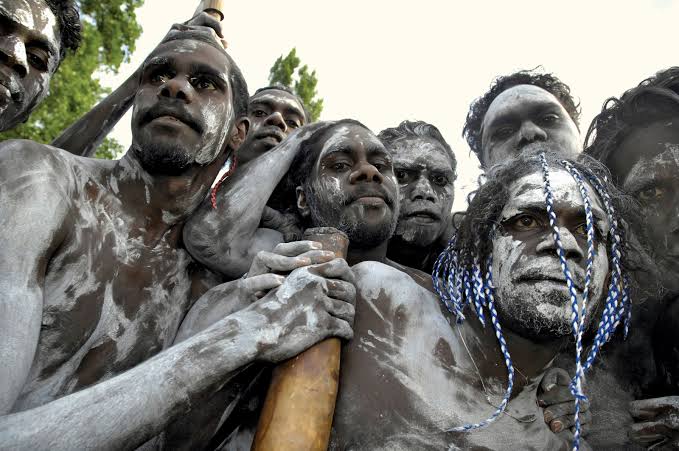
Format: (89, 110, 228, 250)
(480, 85, 580, 168)
(236, 88, 307, 165)
(606, 119, 679, 447)
(0, 0, 61, 132)
(177, 124, 589, 449)
(386, 136, 455, 273)
(0, 35, 356, 450)
(52, 11, 226, 157)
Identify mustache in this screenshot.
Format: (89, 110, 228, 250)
(252, 126, 286, 143)
(343, 185, 396, 209)
(513, 261, 586, 292)
(139, 102, 203, 133)
(0, 67, 24, 103)
(400, 201, 442, 220)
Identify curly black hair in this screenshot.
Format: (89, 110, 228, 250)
(252, 85, 311, 123)
(463, 69, 581, 160)
(453, 147, 642, 274)
(584, 66, 679, 180)
(378, 120, 457, 180)
(45, 0, 82, 61)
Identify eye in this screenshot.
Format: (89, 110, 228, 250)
(540, 113, 560, 125)
(395, 168, 413, 183)
(493, 126, 515, 141)
(286, 119, 300, 129)
(637, 186, 667, 202)
(190, 76, 217, 91)
(150, 70, 172, 84)
(574, 223, 587, 236)
(27, 49, 48, 72)
(252, 109, 268, 118)
(432, 175, 449, 186)
(507, 214, 542, 231)
(331, 162, 351, 172)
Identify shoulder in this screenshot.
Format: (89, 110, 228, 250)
(0, 139, 77, 181)
(352, 260, 437, 304)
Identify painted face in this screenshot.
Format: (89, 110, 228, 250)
(480, 85, 580, 168)
(492, 168, 610, 340)
(390, 137, 455, 247)
(131, 39, 234, 175)
(301, 123, 399, 248)
(238, 89, 306, 165)
(0, 0, 60, 131)
(614, 119, 679, 293)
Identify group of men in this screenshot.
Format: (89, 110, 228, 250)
(0, 1, 678, 450)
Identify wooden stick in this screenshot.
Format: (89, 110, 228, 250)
(252, 228, 349, 451)
(194, 0, 226, 21)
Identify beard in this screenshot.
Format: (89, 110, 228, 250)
(305, 184, 398, 249)
(132, 140, 195, 176)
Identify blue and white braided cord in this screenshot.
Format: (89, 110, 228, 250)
(540, 154, 587, 451)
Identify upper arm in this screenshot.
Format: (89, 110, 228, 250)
(0, 141, 72, 413)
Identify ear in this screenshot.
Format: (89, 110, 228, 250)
(296, 186, 311, 219)
(228, 117, 249, 151)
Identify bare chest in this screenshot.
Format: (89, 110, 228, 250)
(15, 202, 196, 411)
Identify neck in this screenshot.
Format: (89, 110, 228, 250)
(111, 146, 228, 241)
(346, 240, 390, 266)
(386, 236, 437, 269)
(468, 320, 566, 389)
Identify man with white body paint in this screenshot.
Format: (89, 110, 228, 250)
(0, 24, 356, 450)
(463, 69, 581, 169)
(0, 0, 81, 132)
(177, 122, 621, 449)
(377, 120, 457, 273)
(585, 67, 679, 448)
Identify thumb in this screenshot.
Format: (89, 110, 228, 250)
(242, 274, 285, 296)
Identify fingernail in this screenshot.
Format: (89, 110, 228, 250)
(310, 241, 323, 249)
(544, 410, 554, 422)
(300, 257, 311, 265)
(275, 275, 285, 283)
(545, 383, 556, 392)
(322, 251, 336, 257)
(552, 421, 563, 433)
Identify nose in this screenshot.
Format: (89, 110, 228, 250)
(350, 161, 384, 184)
(517, 121, 547, 147)
(159, 76, 192, 102)
(535, 226, 584, 262)
(410, 175, 436, 203)
(0, 36, 28, 78)
(264, 111, 287, 133)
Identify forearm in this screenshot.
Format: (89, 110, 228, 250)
(0, 309, 269, 450)
(184, 143, 297, 276)
(52, 69, 139, 157)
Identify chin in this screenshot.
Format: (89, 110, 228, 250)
(495, 287, 573, 341)
(394, 223, 439, 247)
(133, 140, 195, 175)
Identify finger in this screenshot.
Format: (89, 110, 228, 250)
(261, 206, 288, 230)
(537, 385, 575, 407)
(326, 279, 357, 304)
(539, 367, 572, 394)
(298, 250, 336, 265)
(309, 258, 355, 284)
(327, 316, 354, 341)
(322, 296, 356, 324)
(250, 251, 313, 276)
(185, 12, 224, 38)
(273, 240, 324, 257)
(543, 399, 591, 422)
(549, 409, 592, 433)
(630, 397, 679, 420)
(629, 420, 674, 444)
(242, 274, 285, 295)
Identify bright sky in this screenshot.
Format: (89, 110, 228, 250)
(102, 0, 678, 211)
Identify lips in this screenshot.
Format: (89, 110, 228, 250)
(405, 209, 441, 222)
(347, 187, 395, 209)
(515, 267, 585, 292)
(254, 127, 286, 144)
(140, 104, 202, 133)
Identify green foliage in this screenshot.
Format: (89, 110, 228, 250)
(269, 48, 323, 122)
(0, 0, 144, 159)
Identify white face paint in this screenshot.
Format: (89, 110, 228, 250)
(491, 168, 610, 340)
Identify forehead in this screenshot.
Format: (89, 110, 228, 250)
(483, 84, 565, 126)
(390, 137, 453, 168)
(504, 168, 605, 217)
(0, 0, 59, 48)
(147, 39, 229, 69)
(318, 123, 385, 158)
(616, 119, 679, 181)
(250, 90, 304, 114)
